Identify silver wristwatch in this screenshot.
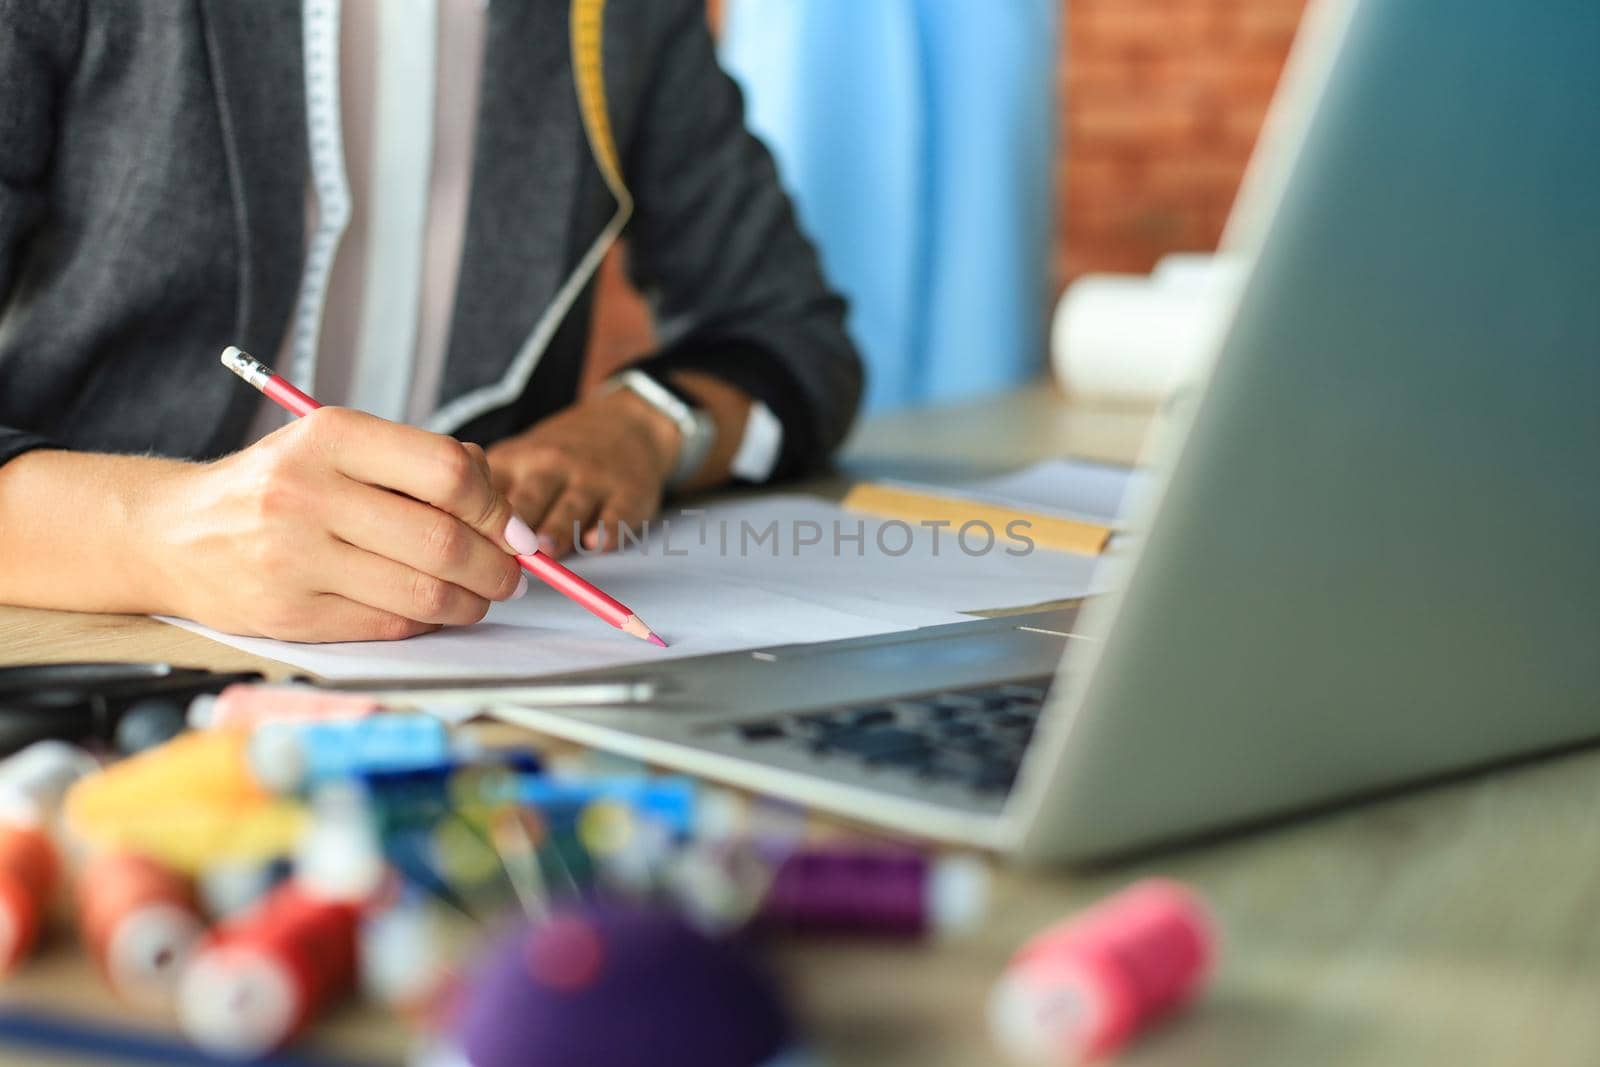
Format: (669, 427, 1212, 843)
(607, 369, 717, 488)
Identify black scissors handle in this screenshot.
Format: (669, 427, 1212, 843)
(0, 662, 263, 753)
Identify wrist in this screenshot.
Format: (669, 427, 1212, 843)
(594, 386, 682, 482)
(668, 371, 755, 490)
(118, 457, 194, 613)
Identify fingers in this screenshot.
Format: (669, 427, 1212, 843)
(324, 482, 525, 603)
(537, 485, 604, 557)
(583, 491, 658, 553)
(322, 544, 496, 628)
(302, 409, 526, 554)
(461, 441, 492, 482)
(502, 468, 565, 545)
(461, 443, 515, 518)
(262, 594, 442, 644)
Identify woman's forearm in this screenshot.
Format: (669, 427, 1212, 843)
(0, 449, 183, 614)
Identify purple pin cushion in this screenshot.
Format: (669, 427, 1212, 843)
(457, 902, 796, 1067)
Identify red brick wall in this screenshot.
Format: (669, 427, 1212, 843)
(584, 0, 1306, 389)
(1061, 0, 1307, 282)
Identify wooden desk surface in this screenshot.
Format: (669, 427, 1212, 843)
(4, 384, 1598, 1067)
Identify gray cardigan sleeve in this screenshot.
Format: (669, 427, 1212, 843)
(0, 1, 83, 468)
(620, 0, 864, 480)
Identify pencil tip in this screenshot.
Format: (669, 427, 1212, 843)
(620, 614, 666, 647)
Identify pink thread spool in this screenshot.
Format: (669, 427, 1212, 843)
(987, 879, 1214, 1063)
(188, 685, 380, 731)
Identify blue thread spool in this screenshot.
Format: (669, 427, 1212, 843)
(515, 775, 698, 836)
(454, 903, 800, 1067)
(357, 754, 543, 909)
(361, 753, 543, 828)
(249, 714, 451, 793)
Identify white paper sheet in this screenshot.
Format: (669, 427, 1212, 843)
(161, 492, 1110, 681)
(648, 496, 1110, 615)
(164, 577, 933, 681)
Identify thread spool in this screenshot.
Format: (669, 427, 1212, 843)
(359, 890, 455, 1018)
(987, 879, 1214, 1064)
(294, 783, 387, 904)
(196, 856, 294, 922)
(360, 752, 542, 830)
(63, 730, 267, 821)
(456, 903, 796, 1067)
(583, 801, 678, 897)
(62, 730, 302, 874)
(177, 882, 362, 1058)
(190, 685, 380, 731)
(754, 845, 989, 939)
(0, 740, 99, 827)
(249, 714, 451, 794)
(77, 851, 206, 1008)
(0, 822, 58, 974)
(359, 756, 541, 913)
(516, 775, 699, 837)
(664, 840, 776, 935)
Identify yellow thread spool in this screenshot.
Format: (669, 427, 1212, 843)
(63, 732, 306, 874)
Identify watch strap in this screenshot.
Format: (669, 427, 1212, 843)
(608, 370, 715, 488)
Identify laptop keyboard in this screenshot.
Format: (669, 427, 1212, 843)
(720, 677, 1053, 797)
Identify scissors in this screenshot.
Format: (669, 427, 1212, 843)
(0, 662, 263, 755)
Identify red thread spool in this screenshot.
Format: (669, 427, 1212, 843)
(0, 822, 58, 975)
(78, 851, 206, 1008)
(177, 882, 361, 1058)
(988, 879, 1214, 1063)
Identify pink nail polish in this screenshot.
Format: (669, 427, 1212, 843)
(512, 574, 529, 600)
(505, 516, 539, 555)
(536, 534, 558, 555)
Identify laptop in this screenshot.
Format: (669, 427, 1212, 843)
(482, 0, 1600, 863)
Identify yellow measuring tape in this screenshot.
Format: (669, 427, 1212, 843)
(570, 0, 635, 220)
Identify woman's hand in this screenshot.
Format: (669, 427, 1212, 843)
(134, 408, 536, 642)
(0, 376, 754, 632)
(486, 387, 681, 557)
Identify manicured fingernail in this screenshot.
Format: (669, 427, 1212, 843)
(512, 574, 529, 599)
(504, 516, 539, 555)
(536, 534, 558, 555)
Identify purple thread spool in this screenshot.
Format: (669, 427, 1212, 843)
(457, 902, 795, 1067)
(756, 845, 988, 939)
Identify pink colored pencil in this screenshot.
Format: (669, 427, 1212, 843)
(220, 346, 665, 647)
